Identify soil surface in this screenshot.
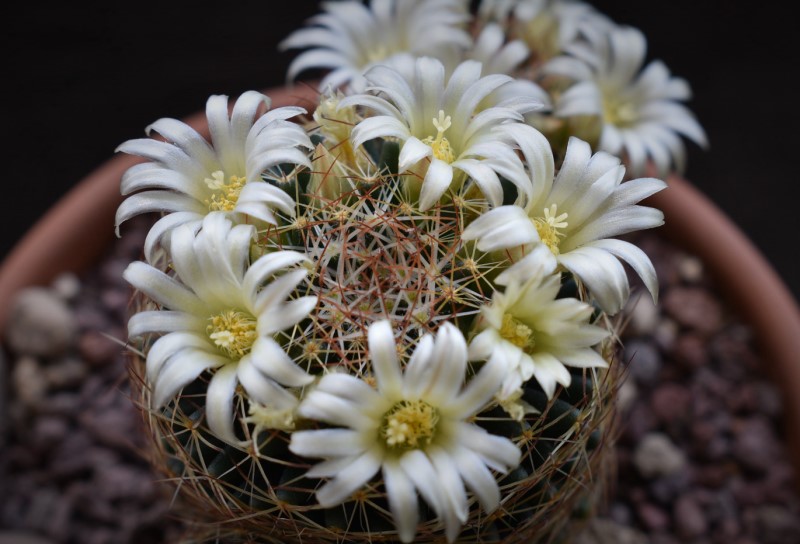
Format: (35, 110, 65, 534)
(1, 219, 798, 544)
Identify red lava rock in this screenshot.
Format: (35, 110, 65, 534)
(671, 333, 708, 370)
(650, 383, 692, 426)
(661, 286, 723, 335)
(42, 357, 88, 390)
(636, 502, 670, 532)
(0, 532, 57, 544)
(673, 494, 708, 538)
(731, 417, 782, 474)
(78, 330, 122, 368)
(30, 416, 69, 453)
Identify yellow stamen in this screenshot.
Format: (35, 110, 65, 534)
(421, 110, 456, 163)
(602, 96, 638, 127)
(207, 310, 258, 359)
(533, 203, 569, 255)
(381, 399, 439, 450)
(204, 170, 247, 212)
(500, 313, 535, 353)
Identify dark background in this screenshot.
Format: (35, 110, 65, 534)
(4, 2, 797, 300)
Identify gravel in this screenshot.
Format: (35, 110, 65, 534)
(1, 219, 798, 543)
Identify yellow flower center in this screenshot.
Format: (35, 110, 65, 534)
(365, 45, 389, 64)
(500, 313, 536, 353)
(204, 170, 247, 212)
(207, 310, 258, 360)
(602, 95, 638, 127)
(421, 110, 456, 164)
(533, 203, 569, 255)
(381, 399, 439, 450)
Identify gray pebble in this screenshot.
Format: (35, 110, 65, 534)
(633, 432, 687, 479)
(677, 255, 704, 283)
(623, 339, 662, 386)
(624, 294, 660, 336)
(12, 356, 46, 410)
(51, 272, 81, 301)
(4, 288, 76, 358)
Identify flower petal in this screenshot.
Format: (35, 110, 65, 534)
(249, 337, 312, 387)
(205, 364, 240, 444)
(290, 428, 366, 458)
(368, 320, 403, 398)
(383, 459, 419, 544)
(316, 447, 383, 507)
(461, 206, 537, 253)
(419, 158, 454, 211)
(398, 136, 433, 172)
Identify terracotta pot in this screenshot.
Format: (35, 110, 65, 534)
(1, 85, 799, 481)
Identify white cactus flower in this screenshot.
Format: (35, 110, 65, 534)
(281, 0, 472, 92)
(115, 91, 312, 263)
(123, 213, 317, 444)
(479, 0, 612, 62)
(466, 22, 552, 114)
(543, 25, 708, 176)
(290, 320, 520, 543)
(462, 135, 665, 314)
(469, 245, 610, 400)
(340, 56, 546, 210)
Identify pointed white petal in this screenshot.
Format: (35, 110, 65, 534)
(205, 364, 240, 444)
(142, 212, 202, 264)
(298, 390, 376, 431)
(237, 358, 299, 409)
(123, 261, 205, 315)
(453, 423, 521, 472)
(531, 353, 572, 398)
(399, 450, 445, 522)
(316, 373, 383, 408)
(289, 429, 365, 458)
(451, 447, 500, 513)
(304, 456, 359, 478)
(428, 446, 468, 539)
(454, 159, 502, 207)
(153, 350, 221, 408)
(145, 331, 218, 382)
(448, 353, 505, 419)
(588, 238, 659, 303)
(461, 206, 537, 252)
(368, 320, 403, 398)
(558, 246, 630, 314)
(351, 116, 411, 149)
(398, 136, 433, 172)
(419, 158, 454, 211)
(128, 311, 203, 337)
(316, 448, 383, 507)
(249, 337, 312, 387)
(383, 460, 419, 544)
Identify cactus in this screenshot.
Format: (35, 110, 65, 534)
(116, 1, 702, 540)
(125, 100, 623, 542)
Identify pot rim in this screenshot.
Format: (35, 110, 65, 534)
(1, 85, 798, 473)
